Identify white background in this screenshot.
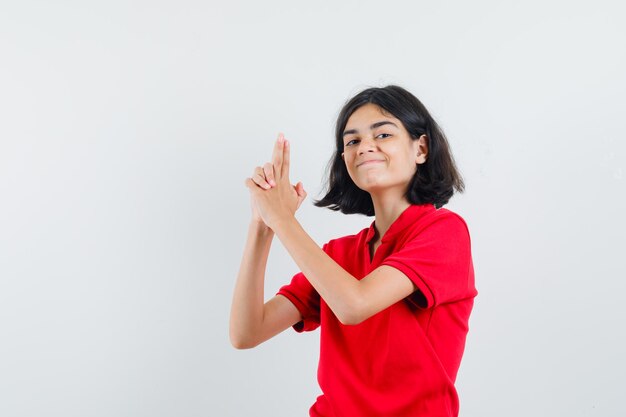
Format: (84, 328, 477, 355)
(1, 1, 625, 416)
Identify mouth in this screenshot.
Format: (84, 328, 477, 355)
(358, 160, 384, 167)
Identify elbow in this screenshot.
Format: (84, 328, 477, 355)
(334, 283, 373, 326)
(230, 334, 247, 350)
(230, 339, 254, 350)
(230, 335, 257, 350)
(229, 329, 259, 350)
(335, 300, 368, 326)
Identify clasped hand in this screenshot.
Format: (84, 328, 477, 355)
(244, 133, 307, 230)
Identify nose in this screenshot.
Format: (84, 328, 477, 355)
(357, 137, 377, 155)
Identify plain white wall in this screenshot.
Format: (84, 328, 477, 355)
(1, 1, 625, 416)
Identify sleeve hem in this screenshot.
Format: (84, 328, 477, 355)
(380, 259, 435, 309)
(276, 290, 319, 332)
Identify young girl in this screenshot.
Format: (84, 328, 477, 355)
(230, 85, 477, 416)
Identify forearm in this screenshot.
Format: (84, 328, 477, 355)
(272, 217, 362, 324)
(229, 221, 274, 347)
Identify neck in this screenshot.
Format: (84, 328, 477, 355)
(370, 193, 411, 242)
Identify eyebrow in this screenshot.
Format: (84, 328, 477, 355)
(342, 121, 399, 137)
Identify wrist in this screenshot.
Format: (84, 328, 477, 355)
(249, 220, 273, 236)
(270, 214, 295, 235)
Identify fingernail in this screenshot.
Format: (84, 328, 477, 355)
(270, 180, 276, 186)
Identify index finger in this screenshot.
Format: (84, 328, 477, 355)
(272, 132, 284, 178)
(282, 137, 290, 180)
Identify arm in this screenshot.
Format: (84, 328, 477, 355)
(246, 135, 416, 326)
(232, 133, 310, 349)
(229, 221, 302, 349)
(272, 217, 416, 326)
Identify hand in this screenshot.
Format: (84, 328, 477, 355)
(249, 170, 305, 226)
(245, 133, 307, 230)
(248, 160, 281, 225)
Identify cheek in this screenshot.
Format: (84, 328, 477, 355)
(343, 155, 354, 169)
(395, 152, 418, 175)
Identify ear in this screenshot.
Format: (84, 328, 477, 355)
(414, 134, 429, 165)
(341, 152, 345, 161)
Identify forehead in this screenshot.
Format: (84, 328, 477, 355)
(346, 103, 398, 127)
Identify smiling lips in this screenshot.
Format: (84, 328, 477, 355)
(358, 159, 385, 167)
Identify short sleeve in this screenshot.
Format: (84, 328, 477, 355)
(380, 214, 475, 309)
(276, 242, 330, 332)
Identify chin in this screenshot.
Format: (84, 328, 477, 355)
(358, 182, 386, 192)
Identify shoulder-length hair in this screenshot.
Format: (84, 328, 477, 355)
(313, 85, 465, 216)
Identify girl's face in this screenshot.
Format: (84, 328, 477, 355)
(341, 103, 428, 194)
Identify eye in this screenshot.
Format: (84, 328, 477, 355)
(345, 133, 391, 147)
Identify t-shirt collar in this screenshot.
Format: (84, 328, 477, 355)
(365, 203, 436, 244)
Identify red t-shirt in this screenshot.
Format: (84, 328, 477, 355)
(277, 203, 477, 417)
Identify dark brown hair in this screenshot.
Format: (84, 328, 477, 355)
(313, 85, 464, 215)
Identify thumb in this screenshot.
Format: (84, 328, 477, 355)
(296, 182, 307, 197)
(295, 182, 307, 208)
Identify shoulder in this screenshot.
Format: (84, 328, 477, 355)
(429, 207, 471, 235)
(403, 206, 472, 247)
(411, 207, 469, 234)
